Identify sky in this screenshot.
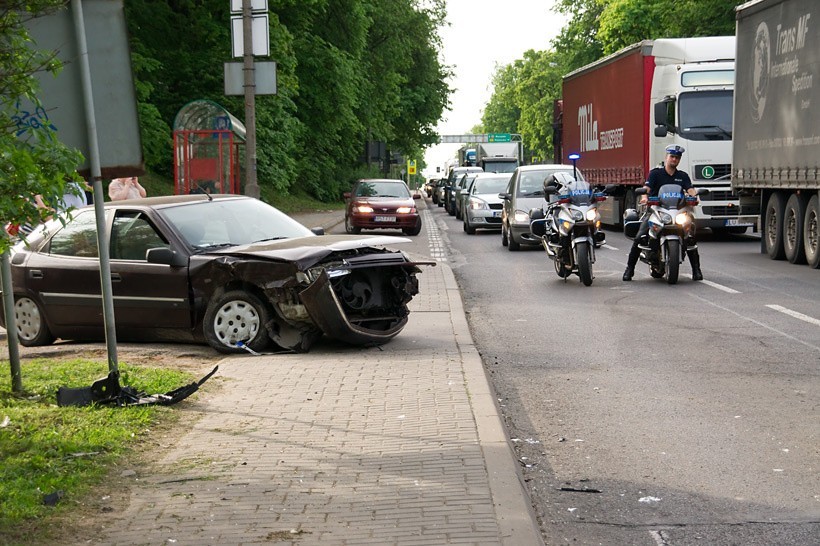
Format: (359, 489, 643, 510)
(421, 0, 568, 178)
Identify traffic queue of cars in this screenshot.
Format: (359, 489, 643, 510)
(427, 164, 583, 246)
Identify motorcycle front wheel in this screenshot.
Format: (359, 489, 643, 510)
(665, 239, 680, 285)
(576, 241, 593, 286)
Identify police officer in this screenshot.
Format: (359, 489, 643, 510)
(623, 145, 703, 281)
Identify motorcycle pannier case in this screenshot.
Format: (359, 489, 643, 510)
(623, 208, 640, 239)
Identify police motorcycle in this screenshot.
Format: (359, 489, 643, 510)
(623, 184, 706, 285)
(529, 172, 612, 287)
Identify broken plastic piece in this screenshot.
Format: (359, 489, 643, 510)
(56, 366, 218, 407)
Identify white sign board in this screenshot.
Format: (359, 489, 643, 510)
(224, 61, 277, 95)
(231, 14, 270, 57)
(230, 0, 268, 13)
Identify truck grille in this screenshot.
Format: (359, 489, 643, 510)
(694, 164, 731, 180)
(702, 206, 740, 216)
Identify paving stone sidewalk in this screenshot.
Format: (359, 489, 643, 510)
(86, 205, 542, 546)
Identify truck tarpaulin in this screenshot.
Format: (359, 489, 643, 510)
(733, 0, 820, 187)
(562, 42, 654, 187)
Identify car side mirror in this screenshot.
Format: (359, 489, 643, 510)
(413, 192, 421, 199)
(146, 247, 186, 267)
(460, 189, 468, 195)
(310, 227, 325, 235)
(499, 192, 510, 200)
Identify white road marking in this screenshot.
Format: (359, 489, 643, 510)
(766, 305, 820, 327)
(690, 277, 741, 293)
(692, 294, 820, 352)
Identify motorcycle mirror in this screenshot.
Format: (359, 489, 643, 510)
(635, 187, 648, 195)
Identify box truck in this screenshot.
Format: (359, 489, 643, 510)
(733, 0, 820, 267)
(477, 142, 520, 173)
(559, 37, 747, 232)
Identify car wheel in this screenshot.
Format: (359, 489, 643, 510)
(403, 218, 422, 236)
(345, 215, 361, 234)
(508, 230, 521, 251)
(464, 216, 476, 234)
(14, 296, 54, 347)
(501, 224, 509, 247)
(204, 290, 272, 354)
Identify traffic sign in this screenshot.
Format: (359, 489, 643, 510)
(408, 160, 417, 175)
(488, 133, 511, 142)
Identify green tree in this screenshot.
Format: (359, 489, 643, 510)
(0, 0, 84, 254)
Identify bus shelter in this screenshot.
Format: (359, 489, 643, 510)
(173, 100, 246, 195)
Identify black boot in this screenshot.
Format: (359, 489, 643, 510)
(688, 249, 703, 281)
(623, 244, 641, 281)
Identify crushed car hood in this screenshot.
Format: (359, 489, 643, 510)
(207, 234, 411, 269)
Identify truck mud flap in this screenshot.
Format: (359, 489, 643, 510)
(299, 270, 407, 346)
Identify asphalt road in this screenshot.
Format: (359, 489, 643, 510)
(404, 197, 819, 546)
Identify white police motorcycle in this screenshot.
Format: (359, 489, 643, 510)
(530, 172, 612, 286)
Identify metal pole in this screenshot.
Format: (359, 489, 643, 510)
(71, 0, 118, 372)
(242, 0, 259, 199)
(1, 249, 22, 393)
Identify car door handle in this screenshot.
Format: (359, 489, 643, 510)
(111, 273, 122, 282)
(29, 270, 43, 279)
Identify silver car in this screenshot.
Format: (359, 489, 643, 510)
(500, 165, 585, 250)
(462, 173, 512, 234)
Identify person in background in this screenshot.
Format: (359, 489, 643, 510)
(109, 176, 146, 201)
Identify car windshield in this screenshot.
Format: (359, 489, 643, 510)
(473, 176, 510, 194)
(354, 181, 410, 198)
(159, 198, 315, 248)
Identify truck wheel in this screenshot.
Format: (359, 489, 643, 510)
(204, 290, 272, 354)
(14, 296, 54, 347)
(804, 194, 820, 269)
(764, 192, 786, 260)
(783, 193, 808, 264)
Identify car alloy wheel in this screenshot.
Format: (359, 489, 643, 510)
(204, 290, 272, 354)
(14, 296, 54, 346)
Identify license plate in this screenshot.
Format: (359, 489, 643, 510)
(374, 216, 396, 222)
(724, 218, 752, 226)
(493, 211, 501, 217)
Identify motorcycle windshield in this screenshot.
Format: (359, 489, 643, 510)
(657, 184, 685, 208)
(560, 180, 592, 206)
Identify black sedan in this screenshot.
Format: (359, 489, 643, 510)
(2, 195, 429, 354)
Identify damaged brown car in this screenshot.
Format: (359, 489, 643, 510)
(1, 195, 429, 353)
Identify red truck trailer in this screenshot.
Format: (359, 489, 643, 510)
(559, 38, 746, 231)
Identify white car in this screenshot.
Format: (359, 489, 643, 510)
(462, 173, 513, 234)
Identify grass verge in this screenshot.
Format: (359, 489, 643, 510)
(0, 359, 194, 543)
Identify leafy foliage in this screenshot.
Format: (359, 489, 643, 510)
(0, 0, 85, 254)
(123, 0, 450, 201)
(483, 0, 744, 164)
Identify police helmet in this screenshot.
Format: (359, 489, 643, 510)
(543, 174, 560, 192)
(665, 144, 685, 156)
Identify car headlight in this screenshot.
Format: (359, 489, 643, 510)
(396, 206, 414, 214)
(354, 205, 374, 213)
(469, 197, 487, 210)
(513, 210, 530, 223)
